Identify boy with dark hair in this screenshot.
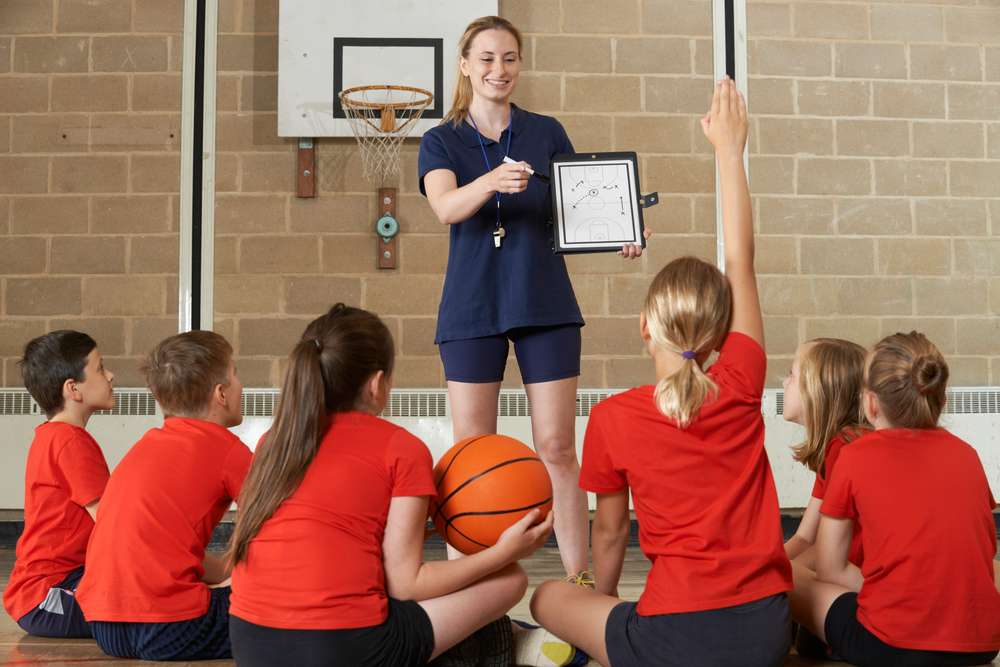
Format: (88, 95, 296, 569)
(4, 330, 114, 637)
(76, 330, 252, 661)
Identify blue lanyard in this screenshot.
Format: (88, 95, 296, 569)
(468, 114, 512, 230)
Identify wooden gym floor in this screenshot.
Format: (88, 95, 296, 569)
(7, 547, 988, 667)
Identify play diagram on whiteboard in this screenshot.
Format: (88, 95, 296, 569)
(551, 152, 650, 254)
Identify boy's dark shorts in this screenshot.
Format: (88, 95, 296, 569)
(16, 566, 91, 638)
(824, 592, 999, 667)
(230, 597, 435, 667)
(90, 586, 232, 660)
(606, 593, 791, 667)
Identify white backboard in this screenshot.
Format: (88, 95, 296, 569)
(278, 0, 498, 138)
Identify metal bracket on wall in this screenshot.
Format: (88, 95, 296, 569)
(376, 187, 399, 270)
(297, 138, 316, 198)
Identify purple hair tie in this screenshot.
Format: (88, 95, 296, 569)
(681, 350, 697, 360)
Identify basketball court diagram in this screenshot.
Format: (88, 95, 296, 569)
(554, 161, 640, 246)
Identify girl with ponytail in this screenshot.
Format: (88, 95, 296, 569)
(529, 80, 792, 667)
(789, 332, 1000, 666)
(227, 304, 553, 667)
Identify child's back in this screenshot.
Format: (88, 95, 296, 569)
(76, 416, 250, 621)
(583, 332, 789, 614)
(231, 411, 434, 629)
(822, 426, 999, 651)
(5, 422, 108, 622)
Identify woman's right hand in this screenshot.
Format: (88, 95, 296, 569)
(481, 161, 531, 194)
(700, 78, 748, 157)
(494, 508, 554, 562)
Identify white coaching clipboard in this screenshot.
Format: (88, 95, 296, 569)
(550, 152, 649, 254)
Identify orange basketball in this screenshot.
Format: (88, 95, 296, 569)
(430, 434, 553, 555)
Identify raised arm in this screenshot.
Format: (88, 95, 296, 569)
(700, 79, 762, 347)
(381, 495, 552, 602)
(423, 161, 530, 225)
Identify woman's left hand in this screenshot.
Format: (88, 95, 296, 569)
(618, 229, 652, 259)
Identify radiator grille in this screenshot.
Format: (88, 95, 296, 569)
(772, 388, 1000, 416)
(4, 388, 997, 418)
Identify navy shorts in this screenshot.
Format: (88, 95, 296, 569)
(824, 592, 999, 667)
(91, 586, 232, 661)
(439, 324, 582, 384)
(606, 594, 791, 667)
(230, 598, 435, 667)
(16, 566, 91, 638)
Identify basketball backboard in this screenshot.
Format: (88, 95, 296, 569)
(278, 0, 498, 138)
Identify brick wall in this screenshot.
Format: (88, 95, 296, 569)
(746, 0, 1000, 384)
(0, 0, 182, 387)
(2, 0, 998, 389)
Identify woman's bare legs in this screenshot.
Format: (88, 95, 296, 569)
(445, 380, 502, 560)
(525, 377, 589, 576)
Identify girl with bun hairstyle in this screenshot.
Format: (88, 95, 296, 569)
(790, 331, 1000, 666)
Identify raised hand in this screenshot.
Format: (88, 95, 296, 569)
(700, 78, 748, 157)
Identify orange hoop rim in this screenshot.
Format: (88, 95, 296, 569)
(338, 84, 434, 111)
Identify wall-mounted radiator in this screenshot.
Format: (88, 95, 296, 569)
(2, 387, 998, 509)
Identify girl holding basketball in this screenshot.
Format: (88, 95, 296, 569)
(782, 338, 869, 571)
(418, 16, 647, 584)
(227, 304, 553, 666)
(788, 332, 1000, 666)
(529, 79, 793, 667)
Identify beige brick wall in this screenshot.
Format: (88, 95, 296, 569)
(747, 0, 1000, 384)
(3, 0, 999, 389)
(0, 0, 182, 387)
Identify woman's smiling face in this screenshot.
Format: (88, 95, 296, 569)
(460, 28, 521, 105)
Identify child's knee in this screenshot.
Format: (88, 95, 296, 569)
(528, 579, 563, 620)
(497, 563, 529, 603)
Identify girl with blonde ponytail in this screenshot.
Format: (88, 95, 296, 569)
(789, 332, 1000, 666)
(227, 304, 553, 667)
(529, 80, 793, 667)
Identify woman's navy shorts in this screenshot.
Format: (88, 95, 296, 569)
(438, 324, 582, 384)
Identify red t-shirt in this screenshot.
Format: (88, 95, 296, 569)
(4, 422, 109, 621)
(812, 432, 864, 566)
(580, 332, 792, 615)
(230, 412, 435, 630)
(822, 428, 1000, 652)
(76, 418, 252, 622)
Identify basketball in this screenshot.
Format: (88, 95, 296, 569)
(430, 435, 553, 555)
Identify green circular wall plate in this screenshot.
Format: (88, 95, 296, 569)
(376, 214, 399, 240)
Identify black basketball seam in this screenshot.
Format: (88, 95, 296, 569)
(445, 519, 490, 549)
(432, 457, 547, 522)
(433, 434, 490, 492)
(445, 497, 552, 522)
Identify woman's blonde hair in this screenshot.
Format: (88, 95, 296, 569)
(442, 16, 523, 127)
(791, 338, 869, 475)
(865, 331, 948, 429)
(643, 257, 732, 428)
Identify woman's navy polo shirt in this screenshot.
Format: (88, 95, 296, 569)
(418, 105, 584, 344)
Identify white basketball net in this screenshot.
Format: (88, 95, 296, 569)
(339, 85, 434, 184)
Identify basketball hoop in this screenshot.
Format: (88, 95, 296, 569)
(339, 85, 434, 184)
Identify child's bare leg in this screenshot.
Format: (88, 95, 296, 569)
(994, 560, 999, 592)
(420, 563, 528, 660)
(529, 580, 620, 667)
(788, 560, 851, 643)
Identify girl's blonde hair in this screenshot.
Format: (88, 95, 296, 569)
(865, 331, 948, 429)
(643, 257, 732, 428)
(442, 16, 523, 127)
(791, 338, 868, 475)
